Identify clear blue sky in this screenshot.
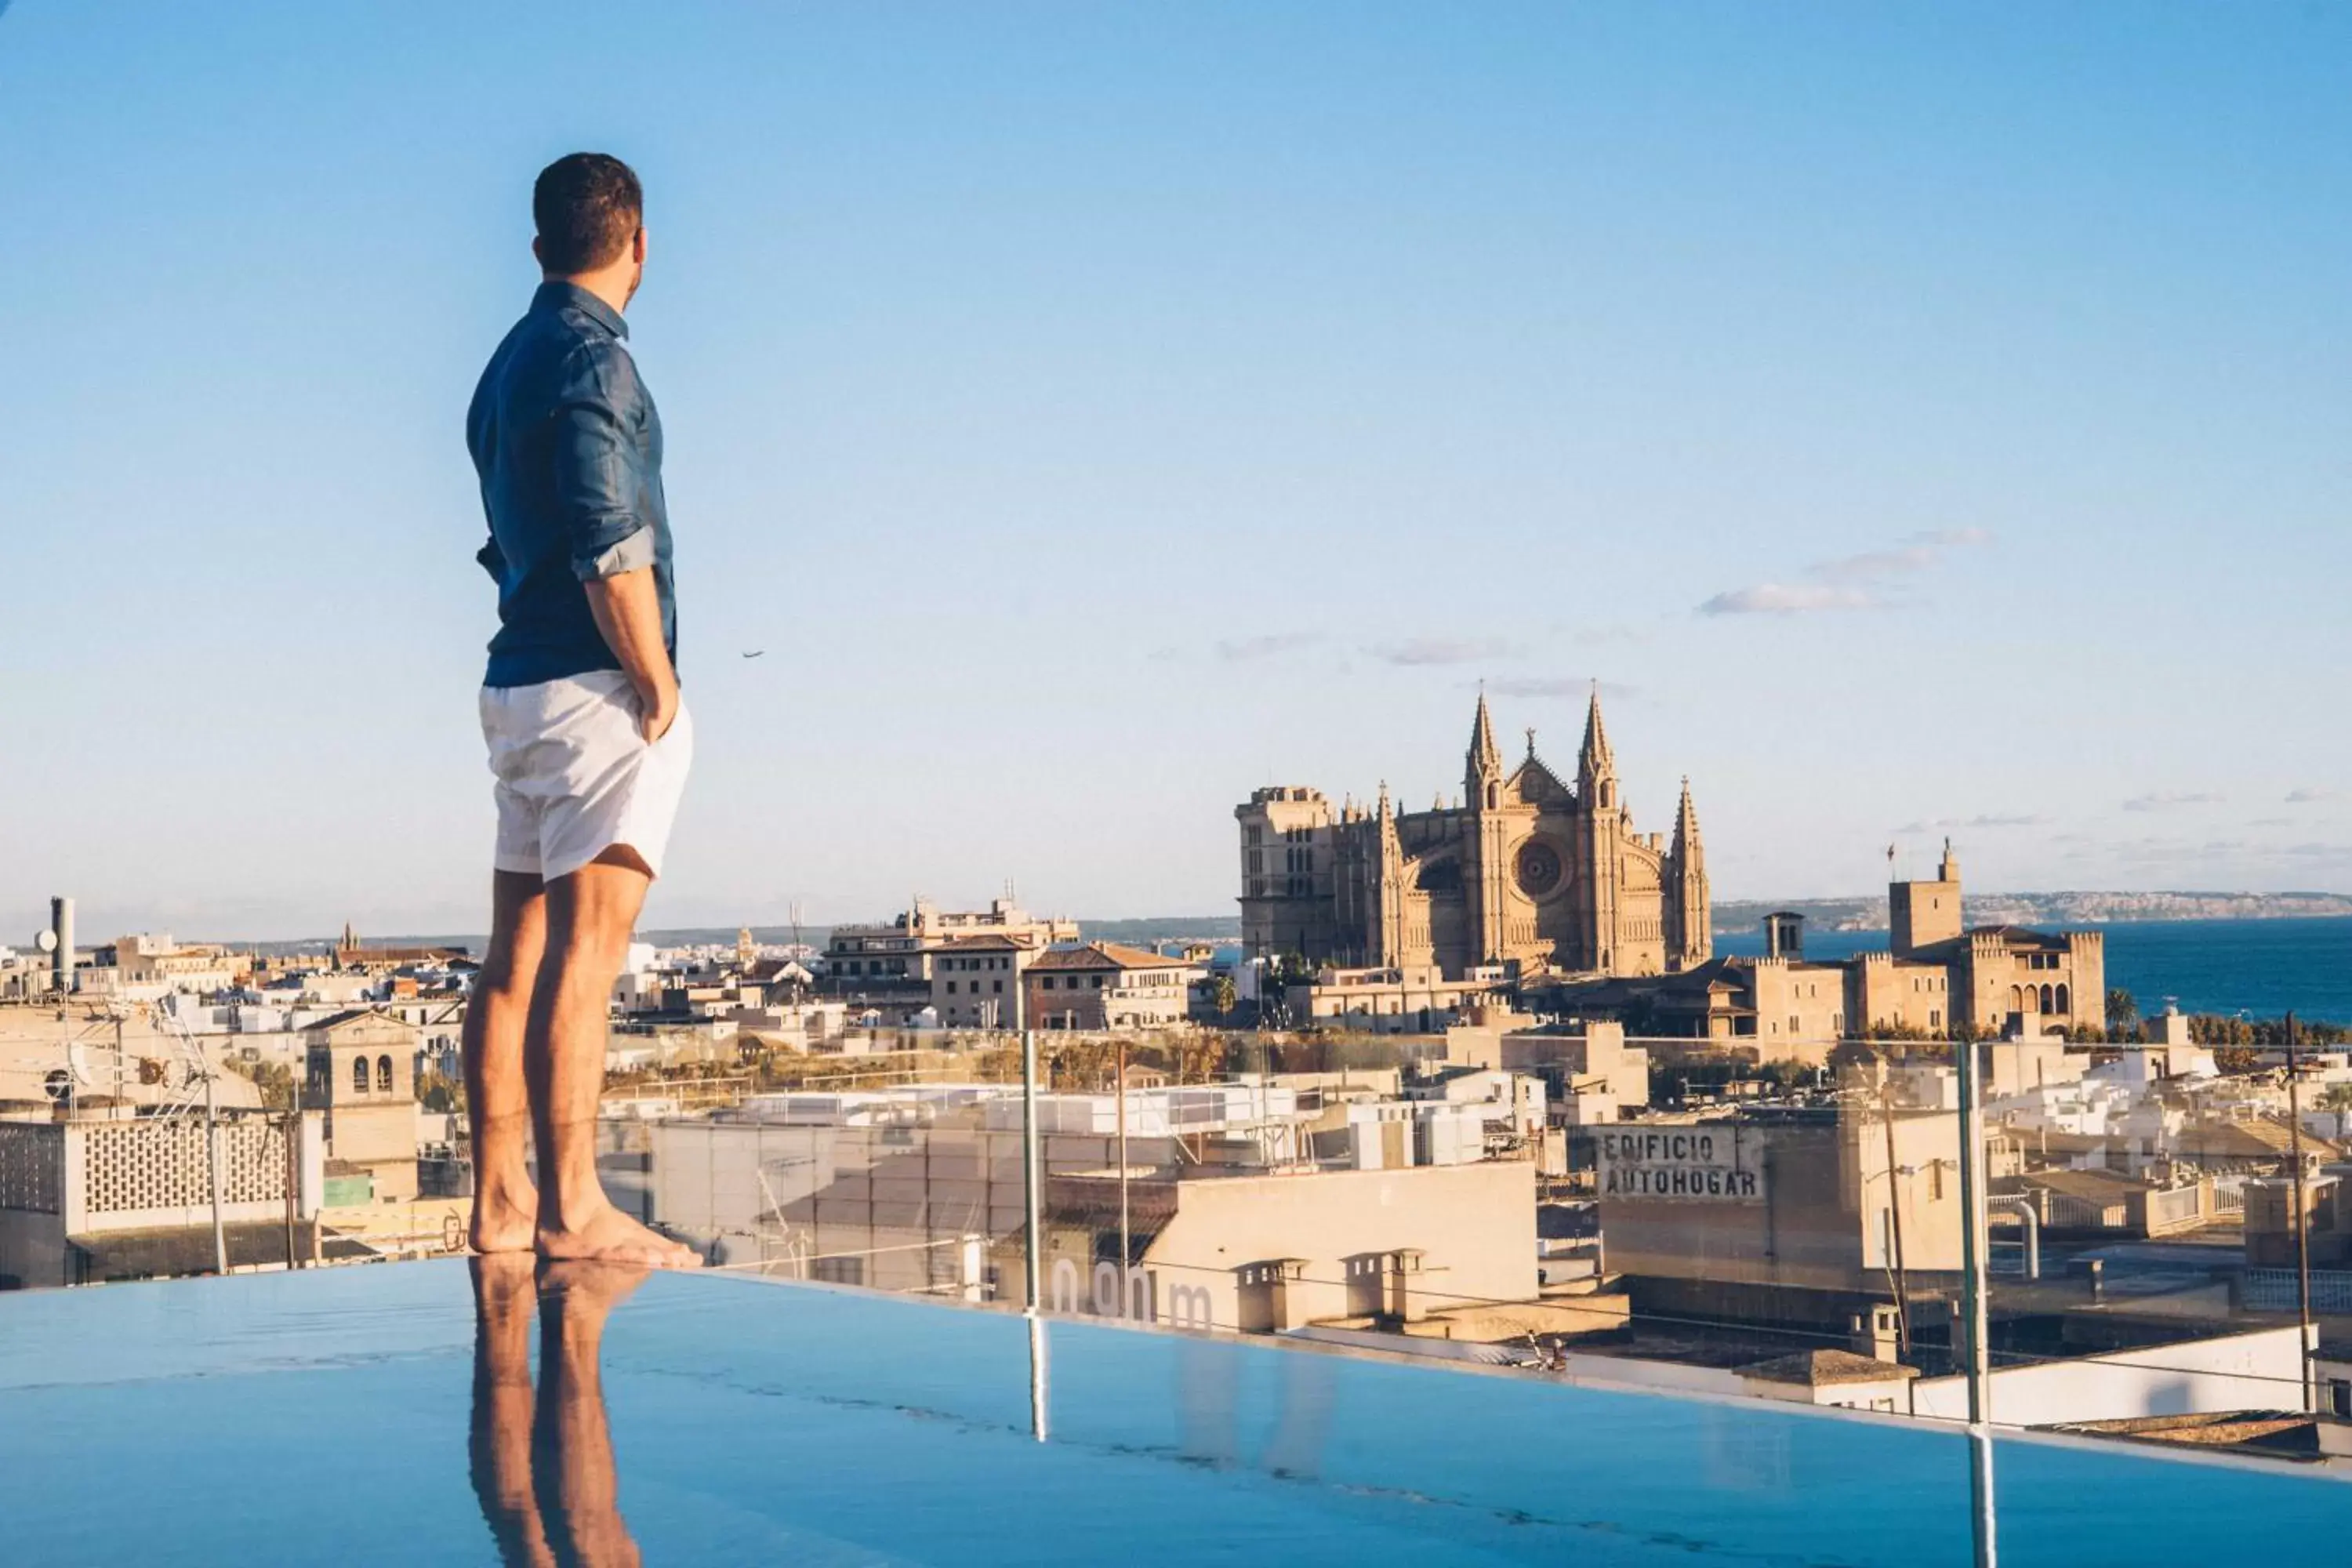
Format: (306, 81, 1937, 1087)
(3, 2, 2347, 941)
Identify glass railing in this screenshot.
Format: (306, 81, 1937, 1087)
(22, 1011, 2352, 1490)
(584, 1019, 2348, 1481)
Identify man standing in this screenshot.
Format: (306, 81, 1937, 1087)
(462, 153, 698, 1267)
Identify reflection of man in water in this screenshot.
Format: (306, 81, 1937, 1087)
(469, 1256, 645, 1567)
(1176, 1337, 1336, 1481)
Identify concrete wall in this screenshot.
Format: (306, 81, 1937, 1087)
(1745, 960, 1847, 1051)
(1848, 955, 1954, 1037)
(1137, 1160, 1537, 1333)
(1602, 1112, 1963, 1293)
(1911, 1327, 2303, 1425)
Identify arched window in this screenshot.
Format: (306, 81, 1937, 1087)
(2038, 985, 2055, 1014)
(351, 1054, 370, 1094)
(2011, 985, 2024, 1014)
(2054, 983, 2071, 1017)
(377, 1054, 394, 1092)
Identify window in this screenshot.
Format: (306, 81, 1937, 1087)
(945, 981, 956, 994)
(1091, 976, 1105, 989)
(2332, 1381, 2352, 1419)
(812, 1256, 866, 1287)
(351, 1055, 369, 1094)
(378, 1055, 394, 1092)
(993, 980, 1004, 994)
(2054, 983, 2071, 1015)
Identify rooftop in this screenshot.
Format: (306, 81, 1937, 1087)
(5, 1260, 2350, 1564)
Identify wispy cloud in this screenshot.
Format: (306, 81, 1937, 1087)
(1367, 637, 1521, 667)
(2123, 792, 2227, 813)
(1483, 676, 1638, 701)
(2286, 787, 2338, 804)
(1812, 528, 1991, 583)
(1698, 583, 1878, 616)
(1216, 632, 1324, 662)
(1697, 528, 1989, 617)
(1560, 622, 1653, 648)
(1895, 813, 2051, 833)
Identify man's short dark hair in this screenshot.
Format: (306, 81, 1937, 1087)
(533, 153, 642, 274)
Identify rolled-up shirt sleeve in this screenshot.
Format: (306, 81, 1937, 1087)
(551, 341, 655, 581)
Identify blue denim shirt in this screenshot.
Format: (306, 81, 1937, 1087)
(469, 282, 676, 689)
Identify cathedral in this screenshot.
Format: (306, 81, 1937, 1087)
(1236, 691, 1711, 979)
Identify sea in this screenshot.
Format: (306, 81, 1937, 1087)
(1714, 916, 2352, 1025)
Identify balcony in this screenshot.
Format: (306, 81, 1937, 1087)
(2, 1254, 2348, 1565)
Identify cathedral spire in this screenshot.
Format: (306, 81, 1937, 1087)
(1578, 684, 1614, 775)
(1466, 688, 1502, 787)
(1667, 775, 1711, 970)
(1672, 776, 1702, 856)
(1578, 684, 1617, 810)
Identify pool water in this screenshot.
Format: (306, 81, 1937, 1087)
(0, 1259, 2342, 1565)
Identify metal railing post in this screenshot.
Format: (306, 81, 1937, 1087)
(203, 1062, 228, 1277)
(1021, 1029, 1043, 1316)
(1956, 1032, 1996, 1568)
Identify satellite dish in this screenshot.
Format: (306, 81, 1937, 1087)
(34, 929, 57, 954)
(67, 1040, 98, 1087)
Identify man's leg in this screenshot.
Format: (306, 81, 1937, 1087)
(528, 846, 699, 1265)
(466, 869, 547, 1254)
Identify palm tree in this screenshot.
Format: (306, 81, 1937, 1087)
(2105, 988, 2140, 1039)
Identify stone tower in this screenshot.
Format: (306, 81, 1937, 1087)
(1372, 781, 1408, 964)
(1665, 776, 1711, 970)
(1461, 691, 1513, 964)
(1891, 839, 1965, 957)
(1576, 687, 1622, 973)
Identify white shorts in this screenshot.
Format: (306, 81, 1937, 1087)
(479, 672, 694, 882)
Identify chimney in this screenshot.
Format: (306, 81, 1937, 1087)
(50, 896, 75, 995)
(1849, 1302, 1901, 1362)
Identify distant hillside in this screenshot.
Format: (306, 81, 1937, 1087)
(212, 893, 2352, 958)
(633, 916, 1245, 952)
(1069, 916, 1241, 948)
(1715, 890, 2352, 938)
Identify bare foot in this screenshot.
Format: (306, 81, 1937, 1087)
(471, 1248, 542, 1312)
(536, 1203, 702, 1270)
(471, 1184, 541, 1254)
(538, 1258, 652, 1319)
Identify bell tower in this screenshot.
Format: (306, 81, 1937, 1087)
(1890, 838, 1965, 957)
(1575, 686, 1623, 972)
(1461, 691, 1512, 964)
(1666, 776, 1711, 969)
(1465, 689, 1503, 810)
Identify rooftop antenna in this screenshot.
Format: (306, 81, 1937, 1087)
(788, 899, 804, 953)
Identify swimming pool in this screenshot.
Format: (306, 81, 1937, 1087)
(0, 1258, 2341, 1565)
